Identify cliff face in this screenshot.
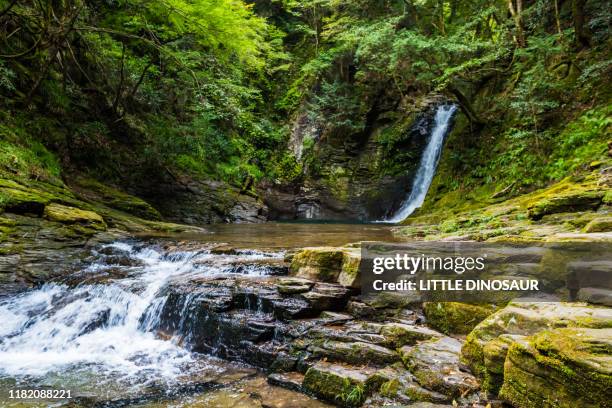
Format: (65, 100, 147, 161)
(261, 103, 447, 221)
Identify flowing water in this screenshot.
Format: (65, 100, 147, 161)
(383, 104, 457, 223)
(0, 223, 398, 407)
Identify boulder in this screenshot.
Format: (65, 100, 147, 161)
(302, 361, 374, 406)
(499, 328, 612, 408)
(423, 302, 497, 335)
(401, 336, 479, 398)
(461, 301, 612, 379)
(373, 365, 450, 404)
(290, 247, 361, 287)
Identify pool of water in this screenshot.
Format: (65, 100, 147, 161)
(142, 221, 402, 250)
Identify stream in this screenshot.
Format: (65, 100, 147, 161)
(0, 223, 399, 407)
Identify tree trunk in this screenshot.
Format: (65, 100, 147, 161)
(572, 0, 591, 48)
(507, 0, 526, 47)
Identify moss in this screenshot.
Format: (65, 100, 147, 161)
(380, 323, 439, 348)
(527, 190, 604, 220)
(43, 203, 106, 231)
(72, 178, 162, 220)
(499, 328, 612, 408)
(289, 247, 345, 282)
(337, 248, 361, 288)
(583, 217, 612, 233)
(423, 302, 497, 335)
(302, 363, 369, 407)
(0, 185, 51, 215)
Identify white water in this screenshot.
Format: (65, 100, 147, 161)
(0, 242, 283, 397)
(383, 104, 457, 223)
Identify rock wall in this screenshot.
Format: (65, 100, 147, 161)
(261, 104, 446, 221)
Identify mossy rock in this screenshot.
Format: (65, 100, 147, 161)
(499, 328, 612, 408)
(337, 248, 361, 288)
(302, 362, 372, 406)
(423, 302, 497, 335)
(481, 334, 525, 395)
(290, 247, 360, 285)
(461, 301, 612, 380)
(527, 191, 604, 220)
(310, 340, 400, 366)
(401, 336, 479, 398)
(379, 322, 440, 348)
(73, 178, 162, 220)
(0, 185, 51, 215)
(583, 217, 612, 233)
(43, 203, 106, 231)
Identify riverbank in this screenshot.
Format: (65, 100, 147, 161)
(1, 235, 610, 407)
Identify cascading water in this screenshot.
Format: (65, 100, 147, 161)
(382, 104, 457, 223)
(0, 241, 284, 401)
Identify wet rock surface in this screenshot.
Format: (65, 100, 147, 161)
(128, 244, 489, 407)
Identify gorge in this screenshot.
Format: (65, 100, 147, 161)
(1, 0, 611, 407)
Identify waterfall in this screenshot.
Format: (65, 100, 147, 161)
(383, 104, 457, 223)
(0, 242, 283, 396)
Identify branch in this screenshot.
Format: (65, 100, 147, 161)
(0, 0, 18, 19)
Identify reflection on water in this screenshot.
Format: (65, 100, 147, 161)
(142, 222, 402, 250)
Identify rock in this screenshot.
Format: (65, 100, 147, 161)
(300, 282, 351, 312)
(566, 260, 612, 299)
(290, 247, 344, 282)
(402, 336, 479, 398)
(0, 180, 50, 215)
(319, 311, 353, 323)
(43, 203, 106, 231)
(276, 277, 314, 295)
(577, 287, 612, 306)
(482, 334, 525, 395)
(290, 247, 361, 287)
(309, 340, 400, 366)
(527, 190, 604, 220)
(499, 328, 612, 408)
(302, 361, 374, 406)
(71, 178, 162, 220)
(268, 372, 305, 392)
(269, 352, 299, 372)
(380, 323, 440, 348)
(273, 297, 313, 320)
(228, 194, 269, 223)
(461, 301, 612, 379)
(423, 302, 497, 335)
(583, 216, 612, 233)
(373, 365, 450, 404)
(346, 300, 377, 319)
(337, 248, 361, 288)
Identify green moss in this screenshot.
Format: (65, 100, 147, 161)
(0, 130, 62, 183)
(583, 217, 612, 233)
(302, 363, 369, 407)
(43, 203, 106, 231)
(289, 247, 345, 282)
(72, 178, 162, 220)
(527, 190, 604, 220)
(423, 302, 497, 335)
(499, 328, 612, 408)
